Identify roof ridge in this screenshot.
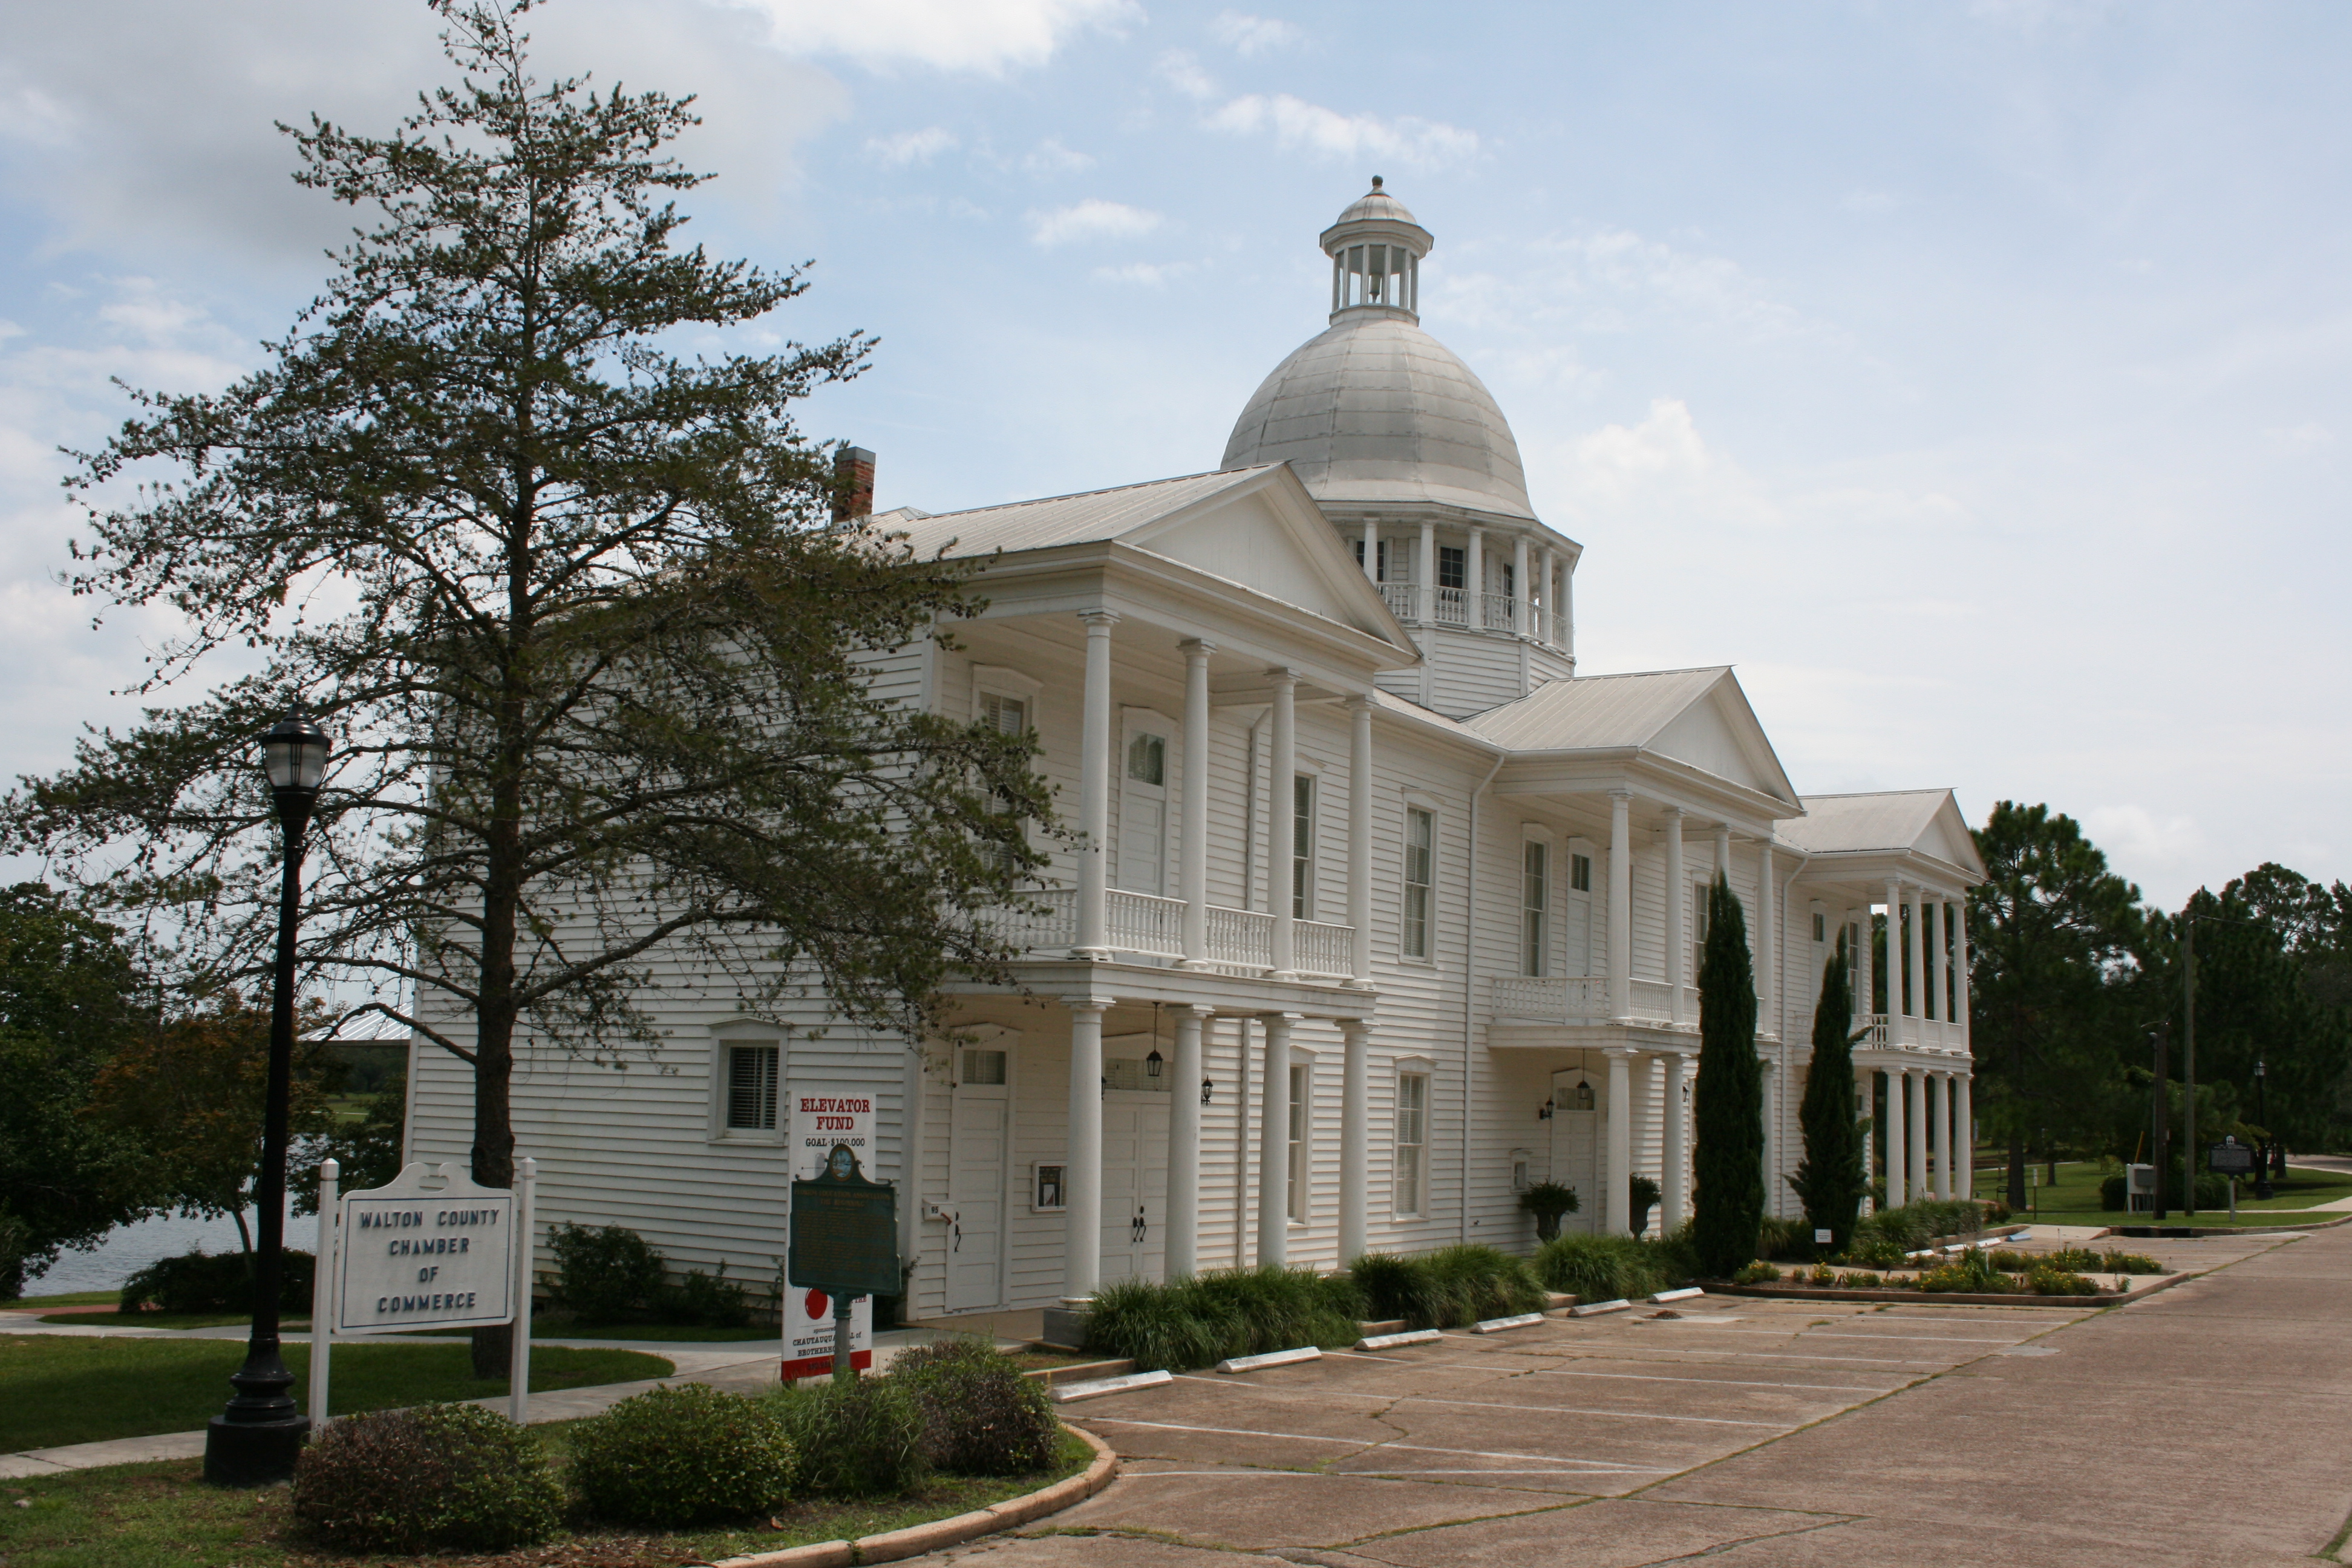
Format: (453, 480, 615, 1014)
(914, 465, 1276, 525)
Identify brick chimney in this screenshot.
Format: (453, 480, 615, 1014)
(832, 445, 876, 523)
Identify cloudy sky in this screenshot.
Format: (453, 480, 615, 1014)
(1, 0, 2346, 909)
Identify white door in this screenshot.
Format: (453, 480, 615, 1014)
(1098, 1088, 1171, 1282)
(1550, 1065, 1601, 1236)
(1117, 727, 1168, 895)
(945, 1048, 1010, 1313)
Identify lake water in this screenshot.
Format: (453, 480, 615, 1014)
(30, 1207, 321, 1296)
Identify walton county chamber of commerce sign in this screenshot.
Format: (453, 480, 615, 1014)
(336, 1164, 517, 1332)
(783, 1088, 878, 1379)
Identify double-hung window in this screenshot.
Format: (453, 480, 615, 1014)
(1292, 774, 1316, 920)
(1394, 1072, 1428, 1217)
(1437, 546, 1466, 590)
(1521, 840, 1549, 977)
(1570, 852, 1592, 893)
(725, 1044, 779, 1131)
(979, 691, 1031, 874)
(1402, 808, 1434, 959)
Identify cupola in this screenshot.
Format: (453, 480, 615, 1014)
(1319, 176, 1433, 322)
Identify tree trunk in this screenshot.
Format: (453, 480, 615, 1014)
(2005, 1021, 2027, 1209)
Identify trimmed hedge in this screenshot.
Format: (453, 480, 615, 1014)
(569, 1383, 795, 1526)
(119, 1249, 313, 1315)
(290, 1404, 561, 1552)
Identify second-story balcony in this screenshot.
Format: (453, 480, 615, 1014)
(1491, 974, 1700, 1028)
(1852, 1013, 1969, 1054)
(980, 889, 1357, 984)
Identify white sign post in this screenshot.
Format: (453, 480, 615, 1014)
(310, 1158, 538, 1425)
(783, 1089, 876, 1381)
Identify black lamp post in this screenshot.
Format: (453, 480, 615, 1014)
(2253, 1059, 2275, 1201)
(203, 707, 330, 1487)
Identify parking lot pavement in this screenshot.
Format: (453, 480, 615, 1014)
(929, 1226, 2348, 1565)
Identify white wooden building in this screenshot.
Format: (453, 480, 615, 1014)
(407, 182, 1985, 1318)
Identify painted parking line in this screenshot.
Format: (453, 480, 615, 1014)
(1171, 1376, 1792, 1426)
(1797, 1331, 2031, 1345)
(1569, 1348, 1956, 1367)
(1074, 1416, 1674, 1473)
(1538, 1368, 1901, 1395)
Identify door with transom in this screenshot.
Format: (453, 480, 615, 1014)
(945, 1046, 1011, 1313)
(1549, 1065, 1601, 1236)
(1097, 1059, 1171, 1283)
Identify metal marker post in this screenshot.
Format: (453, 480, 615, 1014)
(832, 1293, 855, 1384)
(307, 1158, 339, 1429)
(510, 1157, 537, 1425)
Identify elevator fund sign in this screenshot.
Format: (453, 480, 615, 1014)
(783, 1088, 876, 1379)
(337, 1165, 515, 1334)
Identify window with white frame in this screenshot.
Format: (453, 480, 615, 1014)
(1393, 1070, 1428, 1216)
(1692, 880, 1711, 977)
(1287, 1062, 1310, 1223)
(1292, 774, 1317, 920)
(1521, 839, 1549, 977)
(1402, 807, 1435, 959)
(725, 1044, 779, 1131)
(975, 671, 1039, 875)
(1570, 852, 1592, 893)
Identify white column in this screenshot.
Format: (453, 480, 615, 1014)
(1641, 1053, 1667, 1235)
(1361, 517, 1377, 581)
(1167, 1005, 1209, 1276)
(1884, 1065, 1907, 1208)
(1662, 1051, 1690, 1233)
(1883, 879, 1906, 1044)
(1608, 791, 1633, 1022)
(1857, 1065, 1876, 1193)
(1956, 1075, 1975, 1200)
(1713, 822, 1732, 883)
(1339, 1018, 1370, 1266)
(1347, 695, 1374, 986)
(1257, 1013, 1293, 1263)
(1923, 897, 1942, 1024)
(1467, 527, 1486, 628)
(1663, 806, 1687, 1027)
(1906, 1066, 1928, 1206)
(1539, 546, 1557, 643)
(1561, 560, 1575, 662)
(1852, 906, 1872, 1033)
(1761, 1060, 1779, 1218)
(1605, 1047, 1634, 1235)
(1954, 903, 1973, 1048)
(1933, 1072, 1953, 1200)
(1179, 639, 1214, 969)
(1758, 841, 1776, 1036)
(1268, 668, 1298, 978)
(1417, 521, 1435, 624)
(1074, 610, 1119, 959)
(1906, 880, 1927, 1048)
(1063, 996, 1111, 1300)
(1511, 533, 1530, 635)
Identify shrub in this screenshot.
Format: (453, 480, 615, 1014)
(2100, 1250, 2164, 1275)
(1422, 1245, 1546, 1324)
(292, 1403, 561, 1552)
(1351, 1252, 1448, 1328)
(766, 1376, 926, 1497)
(1535, 1233, 1667, 1301)
(1807, 1263, 1835, 1285)
(1731, 1262, 1780, 1285)
(1756, 1215, 1811, 1262)
(1517, 1181, 1580, 1241)
(2100, 1174, 2129, 1212)
(551, 1222, 669, 1322)
(570, 1383, 794, 1526)
(890, 1339, 1059, 1475)
(119, 1249, 313, 1315)
(1851, 1198, 1982, 1258)
(1087, 1266, 1363, 1370)
(1837, 1234, 1906, 1270)
(2028, 1264, 2099, 1296)
(1917, 1256, 2012, 1293)
(1980, 1198, 2014, 1224)
(672, 1263, 751, 1328)
(1838, 1270, 1883, 1288)
(1628, 1174, 1662, 1236)
(1085, 1275, 1236, 1371)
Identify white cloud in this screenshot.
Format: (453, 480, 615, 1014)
(1023, 137, 1095, 175)
(1204, 94, 1478, 169)
(866, 126, 957, 166)
(1440, 229, 1813, 344)
(1094, 260, 1200, 286)
(1155, 50, 1218, 102)
(1209, 12, 1302, 56)
(2080, 805, 2206, 886)
(1028, 198, 1163, 247)
(721, 0, 1137, 73)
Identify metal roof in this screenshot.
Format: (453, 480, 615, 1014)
(887, 468, 1280, 561)
(1459, 668, 1731, 751)
(1775, 791, 1950, 855)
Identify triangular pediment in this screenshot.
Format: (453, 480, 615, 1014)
(1644, 674, 1800, 809)
(1125, 467, 1404, 642)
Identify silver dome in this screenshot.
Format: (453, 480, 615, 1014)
(1220, 311, 1535, 520)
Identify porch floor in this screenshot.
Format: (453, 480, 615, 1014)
(906, 1305, 1047, 1343)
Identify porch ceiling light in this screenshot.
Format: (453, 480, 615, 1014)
(1145, 1048, 1163, 1077)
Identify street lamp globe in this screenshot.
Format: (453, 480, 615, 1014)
(260, 708, 331, 800)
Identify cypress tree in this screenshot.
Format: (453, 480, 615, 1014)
(1788, 938, 1869, 1255)
(1692, 872, 1764, 1277)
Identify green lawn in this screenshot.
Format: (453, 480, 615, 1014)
(1972, 1157, 2352, 1225)
(38, 1313, 306, 1331)
(0, 1428, 1095, 1568)
(523, 1318, 780, 1342)
(0, 1336, 671, 1452)
(2, 1292, 117, 1309)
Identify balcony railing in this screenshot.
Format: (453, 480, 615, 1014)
(1379, 583, 1418, 621)
(1431, 586, 1469, 626)
(1491, 974, 1699, 1027)
(1480, 592, 1518, 632)
(1851, 1013, 1889, 1048)
(978, 890, 1357, 984)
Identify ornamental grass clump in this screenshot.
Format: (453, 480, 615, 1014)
(1421, 1245, 1546, 1324)
(1535, 1233, 1670, 1301)
(766, 1375, 926, 1497)
(890, 1338, 1059, 1475)
(1086, 1267, 1361, 1370)
(569, 1383, 795, 1526)
(290, 1404, 561, 1553)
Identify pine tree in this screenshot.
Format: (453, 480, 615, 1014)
(1788, 938, 1868, 1254)
(1692, 872, 1763, 1276)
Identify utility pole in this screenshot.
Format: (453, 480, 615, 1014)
(2183, 920, 2197, 1217)
(2151, 1024, 2171, 1223)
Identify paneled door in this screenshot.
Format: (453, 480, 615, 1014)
(1117, 727, 1168, 895)
(1549, 1065, 1601, 1236)
(945, 1048, 1010, 1313)
(1097, 1085, 1171, 1283)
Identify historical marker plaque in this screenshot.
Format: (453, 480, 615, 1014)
(788, 1145, 900, 1301)
(2209, 1141, 2256, 1175)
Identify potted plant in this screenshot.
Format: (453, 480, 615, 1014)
(1630, 1175, 1662, 1236)
(1518, 1181, 1579, 1241)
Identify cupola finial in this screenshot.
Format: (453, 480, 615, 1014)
(1370, 174, 1383, 191)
